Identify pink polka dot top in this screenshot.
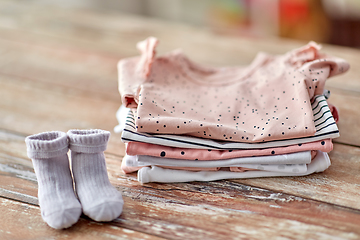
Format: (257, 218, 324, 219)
(118, 37, 349, 143)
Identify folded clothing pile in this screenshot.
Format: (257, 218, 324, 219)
(116, 37, 349, 184)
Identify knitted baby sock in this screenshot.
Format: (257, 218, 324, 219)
(67, 129, 124, 222)
(25, 131, 82, 229)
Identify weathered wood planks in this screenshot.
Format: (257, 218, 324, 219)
(0, 198, 165, 240)
(2, 162, 360, 239)
(0, 75, 124, 155)
(232, 143, 360, 209)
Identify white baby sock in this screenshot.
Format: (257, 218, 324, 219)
(25, 131, 82, 229)
(67, 129, 124, 222)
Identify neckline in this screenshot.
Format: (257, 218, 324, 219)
(167, 50, 270, 86)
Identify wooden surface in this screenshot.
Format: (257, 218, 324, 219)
(1, 1, 360, 239)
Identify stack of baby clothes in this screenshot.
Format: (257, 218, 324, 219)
(115, 37, 349, 184)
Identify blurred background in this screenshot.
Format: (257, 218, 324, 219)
(29, 0, 360, 48)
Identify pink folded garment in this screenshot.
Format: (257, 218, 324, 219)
(118, 37, 349, 143)
(126, 139, 332, 161)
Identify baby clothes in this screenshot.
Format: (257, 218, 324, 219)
(137, 151, 331, 183)
(136, 151, 312, 170)
(117, 37, 349, 183)
(126, 139, 332, 161)
(118, 102, 326, 178)
(121, 95, 339, 150)
(118, 37, 349, 143)
(124, 154, 310, 174)
(122, 151, 314, 175)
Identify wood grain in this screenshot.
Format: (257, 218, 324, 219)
(0, 37, 120, 101)
(232, 143, 360, 209)
(0, 74, 124, 155)
(326, 87, 360, 147)
(0, 197, 165, 240)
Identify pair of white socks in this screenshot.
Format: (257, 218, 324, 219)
(25, 129, 123, 229)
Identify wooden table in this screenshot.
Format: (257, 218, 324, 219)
(1, 2, 360, 239)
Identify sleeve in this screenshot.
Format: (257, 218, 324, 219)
(118, 37, 159, 108)
(287, 41, 350, 98)
(328, 102, 339, 123)
(136, 36, 159, 78)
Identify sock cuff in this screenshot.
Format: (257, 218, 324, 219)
(25, 131, 68, 159)
(67, 129, 110, 153)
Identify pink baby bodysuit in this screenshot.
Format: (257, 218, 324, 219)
(126, 139, 332, 161)
(118, 37, 349, 143)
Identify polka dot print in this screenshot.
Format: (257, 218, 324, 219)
(119, 38, 349, 143)
(126, 139, 333, 161)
